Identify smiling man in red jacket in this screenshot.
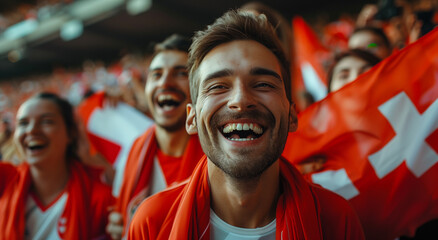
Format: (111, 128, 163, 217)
(128, 10, 365, 240)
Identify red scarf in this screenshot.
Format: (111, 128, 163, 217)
(146, 156, 324, 239)
(117, 126, 204, 231)
(0, 161, 113, 239)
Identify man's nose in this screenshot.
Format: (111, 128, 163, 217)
(227, 81, 256, 111)
(159, 72, 174, 88)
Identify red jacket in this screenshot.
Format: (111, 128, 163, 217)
(129, 156, 365, 239)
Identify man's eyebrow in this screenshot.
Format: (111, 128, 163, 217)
(250, 67, 282, 81)
(203, 69, 233, 83)
(173, 65, 188, 70)
(336, 68, 350, 73)
(149, 65, 187, 72)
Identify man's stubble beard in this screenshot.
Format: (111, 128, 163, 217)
(200, 109, 289, 180)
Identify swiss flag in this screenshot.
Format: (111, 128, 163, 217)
(291, 16, 331, 105)
(76, 91, 153, 196)
(283, 28, 438, 239)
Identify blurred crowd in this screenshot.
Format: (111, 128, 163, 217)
(0, 0, 437, 239)
(0, 51, 152, 164)
(1, 0, 437, 180)
(0, 0, 75, 31)
(0, 0, 436, 174)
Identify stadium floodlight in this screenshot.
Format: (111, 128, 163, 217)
(60, 19, 84, 41)
(126, 0, 152, 15)
(3, 19, 38, 40)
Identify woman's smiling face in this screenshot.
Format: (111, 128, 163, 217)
(14, 98, 70, 166)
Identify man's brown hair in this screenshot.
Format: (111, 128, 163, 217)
(153, 34, 191, 57)
(188, 10, 291, 104)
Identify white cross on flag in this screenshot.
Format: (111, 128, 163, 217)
(283, 28, 438, 240)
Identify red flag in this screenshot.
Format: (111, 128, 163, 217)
(322, 17, 354, 53)
(283, 28, 438, 239)
(76, 91, 153, 195)
(291, 16, 331, 105)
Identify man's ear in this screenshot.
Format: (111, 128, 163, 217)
(186, 103, 198, 135)
(288, 102, 298, 132)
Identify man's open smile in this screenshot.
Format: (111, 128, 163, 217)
(221, 122, 264, 141)
(155, 90, 186, 113)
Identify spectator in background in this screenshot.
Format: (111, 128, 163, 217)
(106, 34, 204, 240)
(103, 51, 153, 117)
(0, 114, 21, 165)
(328, 49, 382, 93)
(354, 0, 406, 49)
(117, 52, 152, 116)
(355, 0, 437, 49)
(0, 134, 20, 164)
(348, 26, 393, 59)
(0, 117, 12, 159)
(296, 49, 381, 175)
(0, 92, 113, 239)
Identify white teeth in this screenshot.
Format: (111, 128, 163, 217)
(158, 94, 178, 102)
(223, 125, 230, 133)
(162, 105, 175, 111)
(228, 138, 256, 141)
(28, 140, 45, 147)
(222, 123, 263, 134)
(253, 126, 262, 134)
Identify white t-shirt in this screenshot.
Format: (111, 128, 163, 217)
(149, 156, 167, 195)
(123, 156, 167, 240)
(210, 209, 276, 240)
(25, 192, 68, 240)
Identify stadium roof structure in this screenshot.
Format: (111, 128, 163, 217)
(0, 0, 370, 80)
